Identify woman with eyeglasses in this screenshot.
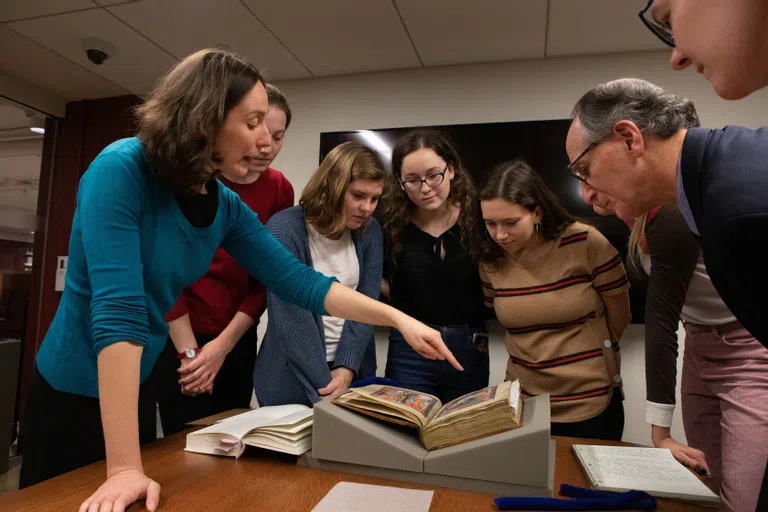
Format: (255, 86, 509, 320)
(479, 160, 631, 441)
(637, 0, 768, 101)
(380, 129, 489, 403)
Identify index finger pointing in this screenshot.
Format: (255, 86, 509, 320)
(435, 340, 463, 371)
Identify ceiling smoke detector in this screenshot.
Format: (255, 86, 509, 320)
(82, 37, 115, 65)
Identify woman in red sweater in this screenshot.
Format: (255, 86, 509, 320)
(155, 84, 295, 435)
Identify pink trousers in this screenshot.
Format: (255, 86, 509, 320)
(682, 321, 768, 512)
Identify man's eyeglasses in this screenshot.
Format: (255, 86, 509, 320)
(566, 142, 599, 184)
(639, 0, 675, 48)
(401, 165, 448, 192)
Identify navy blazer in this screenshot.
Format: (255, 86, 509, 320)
(680, 126, 768, 346)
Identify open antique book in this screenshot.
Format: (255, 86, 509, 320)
(334, 380, 522, 450)
(184, 404, 313, 458)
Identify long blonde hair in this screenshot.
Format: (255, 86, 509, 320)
(627, 212, 650, 269)
(300, 142, 385, 238)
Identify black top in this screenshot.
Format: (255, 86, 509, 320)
(643, 207, 700, 407)
(681, 126, 768, 347)
(175, 179, 219, 228)
(386, 222, 488, 328)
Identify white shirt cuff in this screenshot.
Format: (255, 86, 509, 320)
(645, 400, 675, 428)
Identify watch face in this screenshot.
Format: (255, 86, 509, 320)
(185, 348, 195, 358)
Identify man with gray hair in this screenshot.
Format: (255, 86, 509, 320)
(565, 78, 768, 350)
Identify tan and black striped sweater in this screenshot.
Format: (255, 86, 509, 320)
(480, 222, 630, 423)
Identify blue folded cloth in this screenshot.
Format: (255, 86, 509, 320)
(349, 376, 400, 389)
(494, 484, 657, 510)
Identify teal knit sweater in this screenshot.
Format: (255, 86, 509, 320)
(36, 138, 334, 397)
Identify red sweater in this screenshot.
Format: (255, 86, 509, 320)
(165, 168, 294, 334)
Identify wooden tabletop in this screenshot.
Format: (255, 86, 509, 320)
(1, 434, 707, 511)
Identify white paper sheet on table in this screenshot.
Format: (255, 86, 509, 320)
(311, 482, 434, 512)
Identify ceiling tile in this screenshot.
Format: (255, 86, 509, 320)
(7, 9, 177, 95)
(547, 0, 667, 56)
(0, 26, 127, 101)
(0, 0, 95, 23)
(94, 0, 138, 5)
(107, 0, 310, 80)
(395, 0, 547, 66)
(243, 0, 420, 76)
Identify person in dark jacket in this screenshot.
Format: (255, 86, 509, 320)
(566, 77, 768, 349)
(567, 78, 768, 510)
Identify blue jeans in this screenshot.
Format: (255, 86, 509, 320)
(384, 324, 490, 403)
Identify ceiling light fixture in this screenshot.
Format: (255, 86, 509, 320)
(29, 114, 45, 134)
(357, 130, 392, 161)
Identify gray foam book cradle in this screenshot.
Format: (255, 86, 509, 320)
(299, 394, 554, 497)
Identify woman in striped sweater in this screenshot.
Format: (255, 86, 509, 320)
(478, 160, 631, 441)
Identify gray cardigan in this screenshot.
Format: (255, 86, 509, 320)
(253, 205, 383, 406)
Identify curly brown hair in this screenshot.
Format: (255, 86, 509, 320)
(300, 142, 385, 239)
(382, 129, 480, 264)
(135, 48, 264, 194)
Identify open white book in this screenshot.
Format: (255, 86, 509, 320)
(185, 405, 313, 458)
(573, 444, 720, 507)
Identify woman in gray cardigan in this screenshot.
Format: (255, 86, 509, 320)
(254, 142, 386, 406)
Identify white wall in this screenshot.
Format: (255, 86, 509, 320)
(0, 72, 65, 118)
(260, 50, 768, 446)
(272, 50, 768, 190)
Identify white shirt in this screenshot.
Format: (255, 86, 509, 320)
(640, 252, 735, 427)
(640, 253, 735, 326)
(307, 223, 360, 362)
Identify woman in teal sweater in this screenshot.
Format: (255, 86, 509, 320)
(19, 48, 460, 512)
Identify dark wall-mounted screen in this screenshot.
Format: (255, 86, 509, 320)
(320, 119, 646, 323)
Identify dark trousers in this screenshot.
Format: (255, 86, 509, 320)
(154, 328, 257, 437)
(550, 390, 625, 441)
(356, 335, 378, 381)
(384, 324, 490, 404)
(758, 462, 768, 512)
(19, 367, 157, 488)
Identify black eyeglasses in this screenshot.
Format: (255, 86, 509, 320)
(639, 0, 675, 48)
(400, 165, 448, 192)
(566, 142, 599, 184)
